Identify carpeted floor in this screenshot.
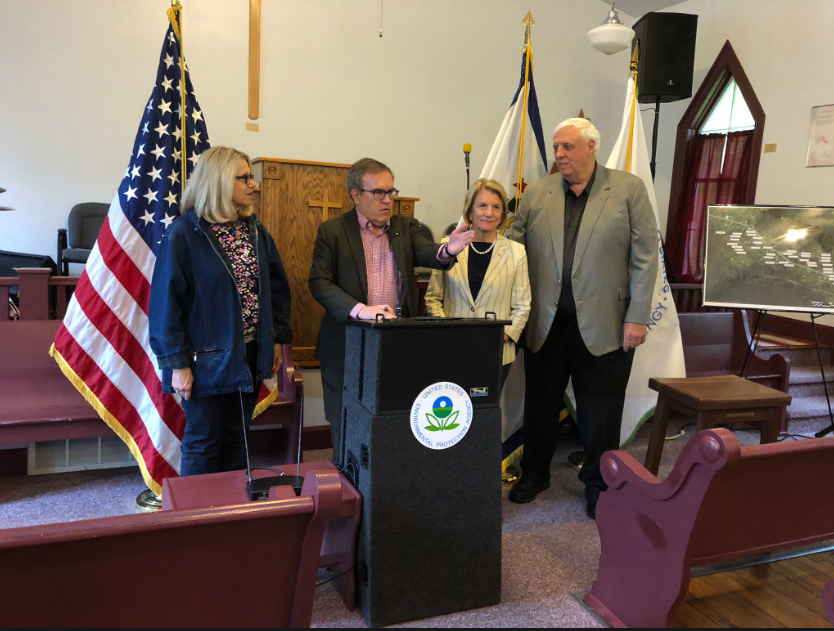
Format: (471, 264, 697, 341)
(1, 417, 828, 628)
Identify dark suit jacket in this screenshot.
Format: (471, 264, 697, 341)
(309, 208, 451, 368)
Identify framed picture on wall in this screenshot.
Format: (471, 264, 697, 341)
(807, 104, 834, 167)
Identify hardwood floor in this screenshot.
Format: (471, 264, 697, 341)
(677, 551, 834, 628)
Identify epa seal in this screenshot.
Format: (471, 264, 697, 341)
(410, 382, 473, 450)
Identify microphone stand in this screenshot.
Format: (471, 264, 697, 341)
(243, 372, 305, 501)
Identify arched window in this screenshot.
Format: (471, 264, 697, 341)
(665, 41, 765, 283)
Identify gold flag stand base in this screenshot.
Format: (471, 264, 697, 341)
(502, 466, 520, 484)
(136, 489, 163, 512)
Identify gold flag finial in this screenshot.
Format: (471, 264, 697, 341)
(523, 9, 535, 44)
(577, 109, 591, 122)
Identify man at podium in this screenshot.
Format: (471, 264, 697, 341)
(309, 158, 475, 459)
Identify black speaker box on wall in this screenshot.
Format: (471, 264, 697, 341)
(632, 12, 698, 104)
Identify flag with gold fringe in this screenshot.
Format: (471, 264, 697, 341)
(49, 6, 280, 495)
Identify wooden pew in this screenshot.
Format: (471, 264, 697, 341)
(823, 579, 834, 624)
(0, 268, 304, 465)
(0, 468, 342, 627)
(584, 429, 834, 628)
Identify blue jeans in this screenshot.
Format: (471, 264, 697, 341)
(179, 342, 260, 476)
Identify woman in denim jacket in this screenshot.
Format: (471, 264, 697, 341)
(149, 146, 292, 476)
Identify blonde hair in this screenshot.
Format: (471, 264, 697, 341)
(462, 179, 509, 226)
(180, 146, 254, 223)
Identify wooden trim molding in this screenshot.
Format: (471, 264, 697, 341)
(253, 157, 353, 169)
(302, 425, 333, 451)
(762, 314, 834, 351)
(665, 40, 766, 278)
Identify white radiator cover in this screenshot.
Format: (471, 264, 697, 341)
(28, 437, 137, 475)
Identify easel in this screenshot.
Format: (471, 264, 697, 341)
(740, 309, 834, 438)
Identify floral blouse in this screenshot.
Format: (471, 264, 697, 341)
(211, 220, 259, 342)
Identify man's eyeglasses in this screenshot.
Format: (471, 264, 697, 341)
(235, 174, 256, 185)
(359, 188, 399, 201)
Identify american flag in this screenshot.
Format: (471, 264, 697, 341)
(50, 12, 277, 495)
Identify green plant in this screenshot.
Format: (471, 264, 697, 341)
(424, 409, 460, 432)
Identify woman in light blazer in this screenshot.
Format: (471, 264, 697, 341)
(425, 178, 531, 389)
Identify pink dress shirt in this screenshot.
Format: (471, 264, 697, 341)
(350, 211, 453, 318)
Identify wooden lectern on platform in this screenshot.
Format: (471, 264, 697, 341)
(251, 157, 419, 367)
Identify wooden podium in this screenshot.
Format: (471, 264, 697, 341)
(252, 157, 419, 367)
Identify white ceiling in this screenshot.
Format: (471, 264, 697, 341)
(600, 0, 691, 20)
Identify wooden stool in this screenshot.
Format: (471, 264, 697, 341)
(644, 375, 792, 475)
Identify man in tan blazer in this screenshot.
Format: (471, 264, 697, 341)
(508, 118, 658, 519)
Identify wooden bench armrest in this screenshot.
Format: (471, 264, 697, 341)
(823, 579, 834, 625)
(589, 430, 745, 628)
(603, 428, 742, 501)
(745, 351, 790, 387)
(281, 342, 301, 397)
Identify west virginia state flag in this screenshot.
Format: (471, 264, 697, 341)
(479, 48, 549, 233)
(605, 61, 686, 445)
(475, 44, 549, 473)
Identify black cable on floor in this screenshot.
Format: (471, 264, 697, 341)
(317, 565, 356, 588)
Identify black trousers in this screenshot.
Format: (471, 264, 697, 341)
(520, 316, 634, 492)
(321, 361, 345, 465)
(179, 342, 259, 477)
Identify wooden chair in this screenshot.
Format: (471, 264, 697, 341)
(644, 375, 792, 475)
(585, 429, 834, 628)
(678, 311, 788, 389)
(0, 468, 342, 627)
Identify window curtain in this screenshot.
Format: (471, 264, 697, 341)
(677, 130, 755, 282)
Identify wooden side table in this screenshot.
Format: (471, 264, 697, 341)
(162, 460, 361, 610)
(644, 375, 792, 475)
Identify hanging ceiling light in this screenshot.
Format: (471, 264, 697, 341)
(587, 3, 635, 55)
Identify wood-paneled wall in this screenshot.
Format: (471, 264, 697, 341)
(252, 157, 418, 367)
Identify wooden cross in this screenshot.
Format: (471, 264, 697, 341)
(308, 193, 342, 221)
(249, 0, 261, 119)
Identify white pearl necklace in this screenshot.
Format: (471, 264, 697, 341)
(469, 241, 496, 255)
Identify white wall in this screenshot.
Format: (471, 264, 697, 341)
(643, 0, 834, 324)
(0, 0, 637, 258)
(649, 0, 834, 236)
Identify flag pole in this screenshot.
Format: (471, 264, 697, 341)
(137, 0, 188, 513)
(515, 10, 534, 200)
(168, 1, 188, 190)
(625, 44, 639, 173)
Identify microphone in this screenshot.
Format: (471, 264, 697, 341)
(463, 143, 471, 190)
(396, 269, 403, 319)
(391, 231, 403, 318)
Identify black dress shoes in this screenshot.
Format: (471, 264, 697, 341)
(508, 477, 550, 504)
(585, 486, 602, 520)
